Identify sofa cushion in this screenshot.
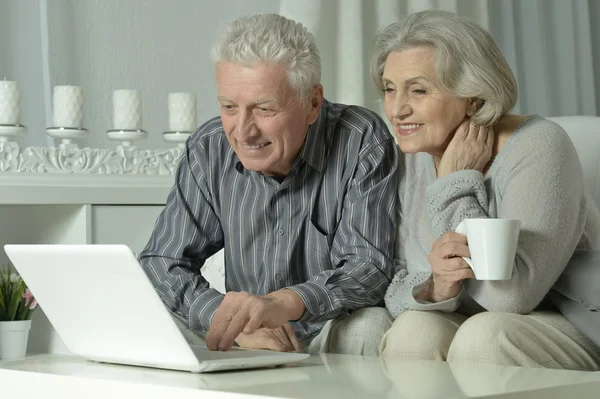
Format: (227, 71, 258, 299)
(549, 290, 600, 347)
(550, 249, 600, 346)
(547, 116, 600, 210)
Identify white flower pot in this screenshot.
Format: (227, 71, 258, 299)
(0, 320, 31, 360)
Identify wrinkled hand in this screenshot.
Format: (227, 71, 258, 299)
(427, 232, 476, 302)
(235, 323, 303, 352)
(437, 119, 494, 177)
(206, 290, 304, 351)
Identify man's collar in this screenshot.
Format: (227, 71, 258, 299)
(298, 100, 328, 173)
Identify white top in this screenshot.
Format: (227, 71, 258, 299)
(385, 116, 600, 318)
(2, 354, 600, 398)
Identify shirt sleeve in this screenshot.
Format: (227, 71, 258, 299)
(139, 145, 225, 333)
(288, 136, 399, 323)
(425, 125, 592, 314)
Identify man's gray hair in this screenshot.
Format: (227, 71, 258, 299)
(212, 14, 321, 103)
(370, 10, 517, 126)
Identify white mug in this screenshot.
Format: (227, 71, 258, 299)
(455, 219, 520, 280)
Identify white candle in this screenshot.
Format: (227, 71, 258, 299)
(168, 92, 196, 132)
(0, 80, 21, 125)
(52, 85, 84, 127)
(113, 89, 142, 130)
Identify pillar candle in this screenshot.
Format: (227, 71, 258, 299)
(168, 92, 196, 132)
(113, 89, 142, 130)
(52, 85, 84, 127)
(0, 80, 21, 125)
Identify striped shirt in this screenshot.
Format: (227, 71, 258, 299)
(140, 99, 399, 339)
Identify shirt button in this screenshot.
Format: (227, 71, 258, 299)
(295, 331, 301, 338)
(277, 228, 284, 236)
(319, 304, 326, 311)
(275, 274, 283, 281)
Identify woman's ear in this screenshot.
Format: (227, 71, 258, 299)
(466, 98, 482, 116)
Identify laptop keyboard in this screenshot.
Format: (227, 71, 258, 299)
(189, 345, 293, 360)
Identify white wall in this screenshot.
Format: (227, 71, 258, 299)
(0, 1, 6, 75)
(591, 0, 600, 116)
(0, 1, 48, 147)
(487, 0, 599, 117)
(47, 0, 281, 150)
(5, 0, 600, 151)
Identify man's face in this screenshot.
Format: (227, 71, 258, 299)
(217, 62, 322, 178)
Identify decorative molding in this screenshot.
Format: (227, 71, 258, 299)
(0, 141, 183, 175)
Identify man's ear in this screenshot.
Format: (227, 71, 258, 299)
(306, 85, 324, 125)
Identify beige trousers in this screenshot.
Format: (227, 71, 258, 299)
(379, 310, 600, 371)
(304, 307, 393, 356)
(174, 306, 393, 357)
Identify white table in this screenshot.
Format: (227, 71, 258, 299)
(1, 354, 600, 398)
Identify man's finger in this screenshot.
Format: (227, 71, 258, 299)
(263, 336, 290, 352)
(206, 307, 233, 350)
(242, 310, 264, 335)
(284, 323, 303, 353)
(276, 328, 295, 352)
(218, 313, 250, 351)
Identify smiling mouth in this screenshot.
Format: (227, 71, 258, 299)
(399, 124, 422, 129)
(396, 123, 423, 136)
(242, 142, 270, 150)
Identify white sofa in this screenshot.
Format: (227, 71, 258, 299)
(547, 116, 600, 347)
(549, 116, 600, 209)
(203, 116, 600, 292)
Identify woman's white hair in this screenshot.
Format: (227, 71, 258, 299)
(212, 14, 321, 104)
(370, 10, 517, 126)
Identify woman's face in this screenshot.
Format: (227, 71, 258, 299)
(382, 46, 472, 156)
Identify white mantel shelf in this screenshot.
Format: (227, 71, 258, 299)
(0, 141, 181, 204)
(0, 141, 184, 174)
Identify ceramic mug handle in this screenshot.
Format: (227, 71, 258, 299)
(455, 221, 474, 268)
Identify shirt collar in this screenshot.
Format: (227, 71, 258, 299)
(298, 100, 328, 173)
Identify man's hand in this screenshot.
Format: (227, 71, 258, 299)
(423, 232, 476, 303)
(437, 119, 494, 178)
(235, 323, 303, 352)
(206, 290, 305, 351)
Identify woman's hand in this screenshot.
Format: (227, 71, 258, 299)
(437, 119, 494, 177)
(425, 232, 476, 303)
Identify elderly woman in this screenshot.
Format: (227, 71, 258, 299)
(373, 10, 600, 370)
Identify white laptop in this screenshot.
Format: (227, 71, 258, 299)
(3, 244, 309, 373)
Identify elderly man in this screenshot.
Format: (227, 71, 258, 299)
(139, 13, 398, 356)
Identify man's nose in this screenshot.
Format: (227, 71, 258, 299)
(234, 111, 257, 139)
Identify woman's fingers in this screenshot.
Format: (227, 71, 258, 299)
(469, 123, 481, 140)
(485, 127, 495, 148)
(454, 119, 471, 141)
(432, 232, 468, 249)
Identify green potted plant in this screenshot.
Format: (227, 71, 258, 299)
(0, 265, 37, 359)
